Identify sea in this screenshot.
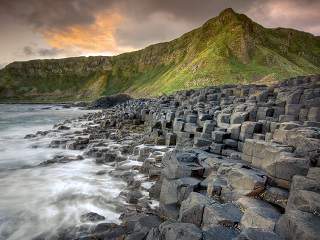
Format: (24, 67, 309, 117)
(0, 104, 125, 240)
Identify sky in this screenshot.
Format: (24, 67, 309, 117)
(0, 0, 319, 68)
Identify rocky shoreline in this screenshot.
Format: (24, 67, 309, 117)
(25, 74, 320, 240)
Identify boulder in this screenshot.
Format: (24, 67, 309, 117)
(179, 192, 215, 226)
(160, 177, 201, 205)
(162, 150, 203, 179)
(166, 133, 177, 146)
(241, 206, 281, 231)
(149, 222, 203, 240)
(217, 113, 231, 128)
(173, 119, 184, 132)
(285, 104, 302, 117)
(228, 124, 242, 140)
(276, 210, 320, 240)
(126, 190, 143, 204)
(242, 140, 308, 181)
(239, 122, 262, 141)
(260, 187, 289, 209)
(237, 228, 282, 240)
(159, 203, 180, 220)
(184, 123, 202, 133)
(193, 137, 212, 149)
(273, 128, 320, 160)
(230, 112, 249, 124)
(212, 131, 230, 143)
(186, 114, 198, 123)
(308, 107, 320, 122)
(146, 227, 161, 240)
(203, 226, 239, 240)
(132, 215, 161, 235)
(80, 212, 105, 222)
(286, 168, 320, 214)
(202, 121, 215, 134)
(236, 197, 273, 211)
(226, 166, 267, 197)
(202, 202, 243, 228)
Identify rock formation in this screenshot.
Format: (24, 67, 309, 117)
(25, 74, 320, 239)
(104, 74, 320, 239)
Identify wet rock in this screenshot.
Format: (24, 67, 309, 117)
(147, 221, 203, 240)
(160, 203, 180, 220)
(39, 155, 84, 165)
(80, 212, 105, 222)
(149, 180, 162, 200)
(126, 190, 143, 204)
(124, 214, 161, 240)
(96, 170, 107, 175)
(89, 222, 128, 239)
(49, 139, 68, 148)
(91, 93, 132, 109)
(24, 133, 37, 139)
(57, 125, 70, 130)
(96, 151, 126, 164)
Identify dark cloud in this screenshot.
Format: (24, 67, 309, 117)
(22, 45, 65, 57)
(0, 0, 319, 65)
(0, 0, 247, 29)
(247, 0, 320, 34)
(0, 0, 114, 29)
(38, 48, 64, 57)
(1, 0, 319, 33)
(23, 46, 34, 56)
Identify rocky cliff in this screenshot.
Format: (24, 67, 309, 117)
(1, 8, 320, 102)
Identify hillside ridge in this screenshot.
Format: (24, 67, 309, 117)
(0, 8, 319, 102)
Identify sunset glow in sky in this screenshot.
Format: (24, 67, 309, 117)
(0, 0, 319, 67)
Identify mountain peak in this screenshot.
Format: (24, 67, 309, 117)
(213, 7, 243, 25)
(213, 7, 253, 28)
(219, 8, 237, 16)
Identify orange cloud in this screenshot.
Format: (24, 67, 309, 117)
(42, 11, 123, 53)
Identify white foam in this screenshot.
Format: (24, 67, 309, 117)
(0, 105, 124, 240)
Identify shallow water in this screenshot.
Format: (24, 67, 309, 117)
(0, 104, 126, 240)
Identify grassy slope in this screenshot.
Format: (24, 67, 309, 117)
(103, 9, 320, 97)
(0, 8, 319, 101)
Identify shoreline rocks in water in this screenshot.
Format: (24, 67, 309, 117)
(25, 74, 320, 240)
(90, 93, 132, 109)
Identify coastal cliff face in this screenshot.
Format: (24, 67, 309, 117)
(1, 8, 320, 102)
(0, 56, 111, 101)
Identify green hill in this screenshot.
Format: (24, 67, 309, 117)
(1, 8, 320, 102)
